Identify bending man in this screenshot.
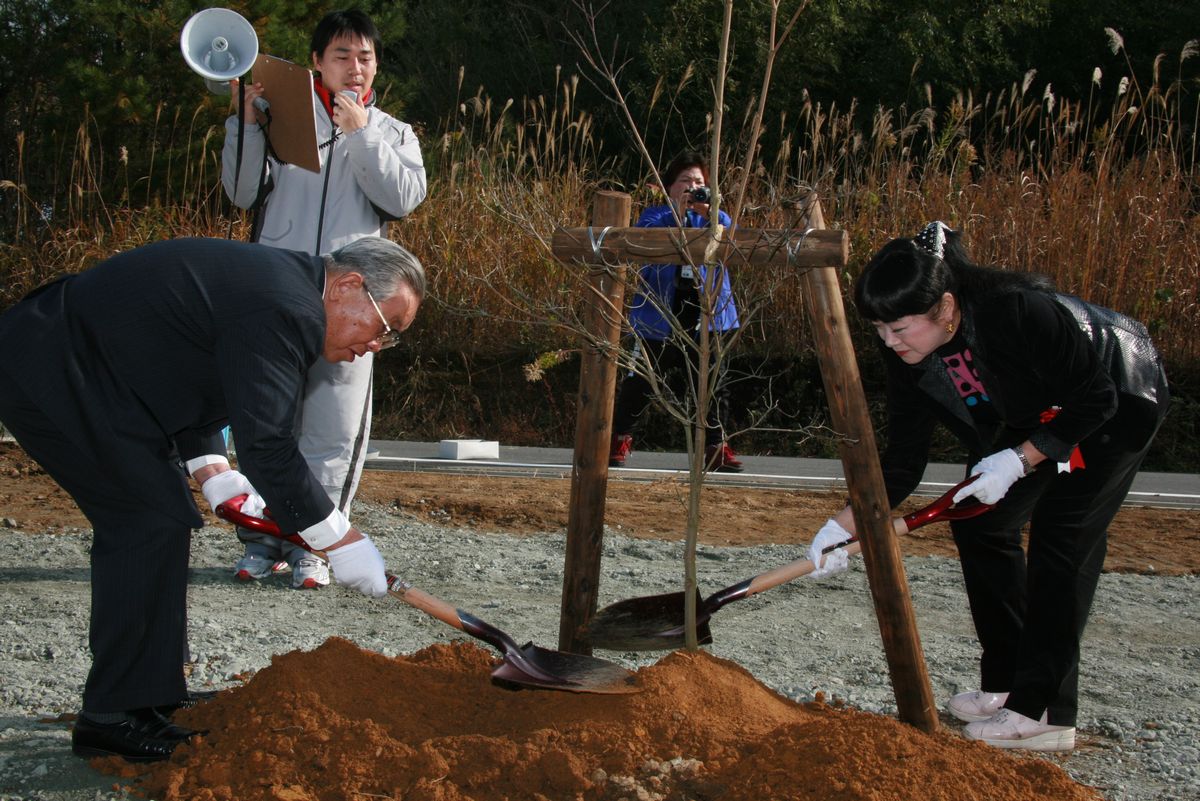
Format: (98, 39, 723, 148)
(0, 236, 424, 762)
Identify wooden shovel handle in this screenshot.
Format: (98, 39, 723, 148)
(385, 575, 465, 632)
(743, 527, 869, 595)
(743, 479, 992, 597)
(217, 500, 502, 646)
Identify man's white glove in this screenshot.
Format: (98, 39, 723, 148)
(326, 537, 388, 597)
(806, 518, 854, 580)
(200, 470, 266, 517)
(953, 449, 1025, 505)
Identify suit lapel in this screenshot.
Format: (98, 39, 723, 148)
(917, 357, 988, 453)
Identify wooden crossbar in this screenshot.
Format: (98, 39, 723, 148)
(551, 225, 847, 268)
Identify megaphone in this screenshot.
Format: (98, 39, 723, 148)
(180, 8, 259, 95)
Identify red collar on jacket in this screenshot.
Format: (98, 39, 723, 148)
(312, 76, 374, 117)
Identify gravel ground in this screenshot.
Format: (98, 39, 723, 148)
(0, 501, 1197, 801)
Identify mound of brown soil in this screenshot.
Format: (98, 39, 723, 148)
(101, 637, 1100, 801)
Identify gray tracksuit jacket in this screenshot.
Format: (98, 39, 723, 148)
(221, 95, 426, 255)
(219, 90, 426, 548)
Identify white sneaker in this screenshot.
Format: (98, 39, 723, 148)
(234, 553, 277, 582)
(291, 556, 330, 590)
(948, 690, 1010, 722)
(964, 708, 1076, 752)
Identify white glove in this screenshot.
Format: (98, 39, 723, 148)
(200, 470, 266, 517)
(953, 449, 1025, 505)
(806, 518, 854, 580)
(239, 492, 267, 518)
(326, 537, 388, 597)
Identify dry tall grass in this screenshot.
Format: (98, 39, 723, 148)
(2, 51, 1196, 370)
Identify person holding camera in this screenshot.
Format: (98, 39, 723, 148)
(609, 150, 744, 472)
(220, 9, 426, 590)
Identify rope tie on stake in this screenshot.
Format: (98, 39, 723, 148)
(786, 227, 816, 268)
(584, 224, 621, 341)
(586, 225, 613, 264)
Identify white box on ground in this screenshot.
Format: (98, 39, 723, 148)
(438, 439, 500, 460)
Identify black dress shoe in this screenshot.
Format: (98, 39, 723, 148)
(72, 708, 200, 763)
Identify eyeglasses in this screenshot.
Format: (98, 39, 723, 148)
(363, 285, 401, 350)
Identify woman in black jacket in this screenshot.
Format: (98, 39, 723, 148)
(806, 221, 1169, 751)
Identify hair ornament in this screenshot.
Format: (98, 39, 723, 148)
(913, 221, 951, 259)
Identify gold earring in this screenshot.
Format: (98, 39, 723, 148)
(945, 322, 955, 334)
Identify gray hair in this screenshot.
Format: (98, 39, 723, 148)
(325, 237, 426, 301)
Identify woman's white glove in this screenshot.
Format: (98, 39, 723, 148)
(200, 470, 266, 517)
(953, 449, 1025, 505)
(326, 537, 388, 597)
(806, 518, 854, 580)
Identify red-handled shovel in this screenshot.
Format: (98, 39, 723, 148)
(214, 496, 639, 694)
(584, 477, 992, 651)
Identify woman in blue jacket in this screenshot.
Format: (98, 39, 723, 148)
(609, 150, 743, 472)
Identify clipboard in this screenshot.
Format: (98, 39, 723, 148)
(251, 54, 320, 173)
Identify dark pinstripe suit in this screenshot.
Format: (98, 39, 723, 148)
(0, 238, 339, 712)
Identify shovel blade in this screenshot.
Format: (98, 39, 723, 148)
(586, 589, 714, 652)
(490, 643, 640, 694)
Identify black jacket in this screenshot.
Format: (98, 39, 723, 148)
(878, 289, 1167, 506)
(0, 237, 335, 532)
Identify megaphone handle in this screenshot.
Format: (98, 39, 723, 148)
(231, 80, 247, 210)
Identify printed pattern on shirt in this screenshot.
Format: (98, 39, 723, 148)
(942, 347, 990, 407)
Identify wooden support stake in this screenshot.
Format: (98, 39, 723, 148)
(553, 225, 847, 268)
(796, 196, 939, 733)
(557, 191, 631, 654)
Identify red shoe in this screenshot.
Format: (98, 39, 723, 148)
(705, 441, 744, 473)
(609, 434, 633, 467)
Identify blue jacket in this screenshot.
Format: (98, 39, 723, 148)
(627, 205, 740, 340)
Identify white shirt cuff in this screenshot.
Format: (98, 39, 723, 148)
(186, 454, 229, 475)
(301, 508, 351, 550)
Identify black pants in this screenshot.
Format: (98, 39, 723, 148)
(0, 372, 190, 713)
(949, 408, 1164, 727)
(612, 336, 730, 443)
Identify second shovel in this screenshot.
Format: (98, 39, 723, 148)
(585, 478, 991, 651)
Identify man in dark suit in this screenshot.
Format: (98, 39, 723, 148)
(0, 235, 424, 762)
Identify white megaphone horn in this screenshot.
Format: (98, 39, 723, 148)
(180, 8, 259, 95)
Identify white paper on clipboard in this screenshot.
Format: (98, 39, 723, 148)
(251, 54, 320, 173)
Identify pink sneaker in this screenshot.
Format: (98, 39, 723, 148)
(948, 690, 1009, 722)
(964, 709, 1076, 752)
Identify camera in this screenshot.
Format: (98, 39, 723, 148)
(687, 186, 713, 204)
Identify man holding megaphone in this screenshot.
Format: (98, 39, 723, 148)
(220, 9, 427, 591)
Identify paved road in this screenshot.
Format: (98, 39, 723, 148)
(366, 440, 1200, 510)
